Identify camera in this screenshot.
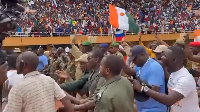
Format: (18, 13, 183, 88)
(0, 0, 25, 43)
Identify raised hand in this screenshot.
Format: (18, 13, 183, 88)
(55, 70, 70, 79)
(184, 34, 189, 46)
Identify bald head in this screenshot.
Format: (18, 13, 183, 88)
(19, 51, 39, 70)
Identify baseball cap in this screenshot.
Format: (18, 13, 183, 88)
(65, 47, 71, 53)
(130, 45, 147, 61)
(110, 42, 119, 47)
(153, 45, 168, 53)
(100, 43, 108, 48)
(175, 38, 185, 45)
(75, 54, 88, 63)
(189, 42, 200, 47)
(82, 41, 92, 46)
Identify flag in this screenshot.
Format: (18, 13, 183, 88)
(109, 4, 139, 34)
(115, 29, 125, 41)
(194, 29, 200, 42)
(52, 0, 57, 9)
(72, 21, 77, 26)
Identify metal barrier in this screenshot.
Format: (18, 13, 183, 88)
(9, 31, 194, 37)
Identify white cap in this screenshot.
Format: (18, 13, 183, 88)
(153, 45, 168, 53)
(65, 47, 71, 53)
(13, 48, 21, 53)
(75, 54, 88, 63)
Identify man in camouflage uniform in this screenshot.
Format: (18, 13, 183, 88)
(59, 54, 90, 94)
(109, 42, 128, 77)
(109, 42, 124, 59)
(45, 50, 62, 82)
(71, 39, 93, 80)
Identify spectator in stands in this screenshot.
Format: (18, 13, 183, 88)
(12, 0, 199, 37)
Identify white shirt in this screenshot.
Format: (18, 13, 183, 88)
(7, 70, 23, 86)
(168, 67, 200, 112)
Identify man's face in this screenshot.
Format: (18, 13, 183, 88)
(51, 51, 58, 58)
(161, 49, 174, 68)
(190, 46, 199, 55)
(80, 61, 87, 72)
(100, 57, 107, 77)
(37, 48, 43, 55)
(132, 54, 143, 67)
(80, 46, 86, 53)
(150, 43, 158, 50)
(155, 52, 163, 60)
(109, 47, 118, 54)
(87, 52, 97, 70)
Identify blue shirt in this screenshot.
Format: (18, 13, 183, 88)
(37, 55, 48, 71)
(134, 58, 167, 112)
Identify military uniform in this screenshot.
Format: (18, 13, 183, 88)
(71, 42, 92, 80)
(94, 75, 134, 112)
(110, 43, 127, 77)
(66, 60, 77, 80)
(110, 42, 124, 59)
(60, 72, 90, 94)
(80, 70, 105, 112)
(58, 53, 69, 71)
(47, 58, 61, 81)
(80, 70, 105, 96)
(114, 51, 124, 59)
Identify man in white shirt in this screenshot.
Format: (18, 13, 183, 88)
(132, 46, 200, 112)
(6, 54, 23, 86)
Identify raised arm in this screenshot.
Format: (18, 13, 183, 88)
(184, 34, 200, 63)
(154, 33, 170, 47)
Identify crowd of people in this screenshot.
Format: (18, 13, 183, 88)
(0, 33, 200, 112)
(12, 0, 200, 37)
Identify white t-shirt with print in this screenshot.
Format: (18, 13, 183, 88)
(168, 67, 200, 112)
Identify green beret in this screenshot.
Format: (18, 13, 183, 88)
(82, 41, 92, 46)
(110, 42, 120, 47)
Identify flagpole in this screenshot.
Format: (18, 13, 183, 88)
(111, 25, 115, 43)
(110, 1, 115, 43)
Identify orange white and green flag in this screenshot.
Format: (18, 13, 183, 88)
(109, 4, 140, 34)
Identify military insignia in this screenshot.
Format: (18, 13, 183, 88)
(96, 92, 102, 102)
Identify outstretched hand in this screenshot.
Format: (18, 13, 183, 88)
(128, 77, 142, 92)
(55, 70, 70, 79)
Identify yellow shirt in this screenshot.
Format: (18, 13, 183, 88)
(139, 41, 157, 59)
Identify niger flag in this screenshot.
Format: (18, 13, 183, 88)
(109, 4, 139, 34)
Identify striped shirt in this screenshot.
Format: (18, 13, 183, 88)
(3, 71, 66, 112)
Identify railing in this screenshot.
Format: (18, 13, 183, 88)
(9, 31, 194, 37)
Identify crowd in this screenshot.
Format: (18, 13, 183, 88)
(0, 33, 200, 112)
(12, 0, 200, 37)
